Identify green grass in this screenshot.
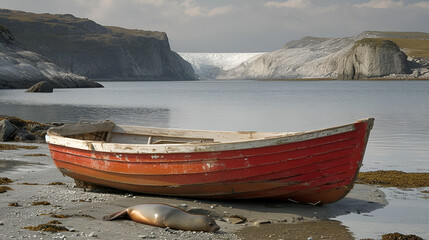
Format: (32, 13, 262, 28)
(354, 37, 429, 58)
(378, 38, 429, 58)
(365, 31, 429, 39)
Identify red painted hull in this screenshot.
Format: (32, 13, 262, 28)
(47, 118, 374, 204)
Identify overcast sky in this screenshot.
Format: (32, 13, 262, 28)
(1, 0, 429, 52)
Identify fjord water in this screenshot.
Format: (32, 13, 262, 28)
(1, 80, 428, 172)
(1, 80, 429, 239)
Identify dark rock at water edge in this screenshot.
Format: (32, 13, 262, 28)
(26, 81, 54, 93)
(0, 116, 64, 142)
(0, 119, 18, 141)
(15, 129, 36, 141)
(0, 9, 196, 81)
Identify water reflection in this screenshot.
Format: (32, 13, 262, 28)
(0, 103, 170, 127)
(0, 159, 45, 174)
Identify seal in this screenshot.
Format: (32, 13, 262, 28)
(103, 203, 220, 232)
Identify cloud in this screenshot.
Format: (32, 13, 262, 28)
(132, 0, 166, 7)
(180, 0, 233, 17)
(410, 1, 429, 9)
(75, 0, 116, 20)
(354, 0, 404, 9)
(264, 0, 310, 9)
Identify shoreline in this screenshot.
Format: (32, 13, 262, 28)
(1, 78, 429, 90)
(2, 142, 425, 240)
(0, 142, 388, 240)
(1, 116, 429, 239)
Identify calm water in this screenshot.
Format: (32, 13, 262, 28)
(1, 80, 429, 239)
(1, 80, 428, 172)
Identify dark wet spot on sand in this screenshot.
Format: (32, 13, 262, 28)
(0, 160, 45, 174)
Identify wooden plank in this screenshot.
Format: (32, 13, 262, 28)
(48, 121, 115, 137)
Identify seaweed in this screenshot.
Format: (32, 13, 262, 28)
(32, 201, 51, 206)
(0, 144, 38, 150)
(0, 186, 13, 193)
(0, 177, 13, 184)
(23, 224, 69, 233)
(357, 171, 429, 188)
(382, 232, 423, 240)
(48, 182, 65, 185)
(51, 213, 95, 219)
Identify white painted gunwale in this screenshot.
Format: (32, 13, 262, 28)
(45, 121, 359, 154)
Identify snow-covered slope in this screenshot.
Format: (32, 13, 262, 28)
(179, 52, 265, 79)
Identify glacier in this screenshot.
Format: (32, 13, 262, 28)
(178, 52, 265, 79)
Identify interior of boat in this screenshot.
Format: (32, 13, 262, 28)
(49, 121, 286, 145)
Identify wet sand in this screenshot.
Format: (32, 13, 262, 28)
(0, 142, 394, 240)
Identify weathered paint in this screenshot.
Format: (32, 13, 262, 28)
(46, 118, 374, 204)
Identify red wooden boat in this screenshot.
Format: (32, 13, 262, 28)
(46, 118, 374, 205)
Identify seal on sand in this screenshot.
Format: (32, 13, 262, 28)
(103, 203, 220, 232)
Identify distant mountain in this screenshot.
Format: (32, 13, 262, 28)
(182, 31, 429, 80)
(0, 9, 196, 81)
(0, 24, 102, 89)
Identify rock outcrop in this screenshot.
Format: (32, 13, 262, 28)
(0, 9, 196, 81)
(218, 37, 353, 79)
(0, 24, 103, 89)
(337, 39, 409, 79)
(0, 119, 17, 141)
(208, 31, 428, 80)
(0, 116, 61, 142)
(26, 81, 54, 92)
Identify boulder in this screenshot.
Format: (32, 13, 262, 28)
(0, 119, 17, 141)
(26, 81, 54, 93)
(337, 39, 409, 79)
(14, 129, 36, 141)
(29, 124, 44, 133)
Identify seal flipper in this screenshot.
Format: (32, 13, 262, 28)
(103, 209, 129, 221)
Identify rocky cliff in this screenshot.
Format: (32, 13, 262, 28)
(337, 39, 409, 79)
(0, 9, 195, 81)
(218, 37, 354, 79)
(0, 25, 102, 89)
(213, 31, 429, 80)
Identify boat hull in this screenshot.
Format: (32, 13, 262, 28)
(47, 118, 374, 204)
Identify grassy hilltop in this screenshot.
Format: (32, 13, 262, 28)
(359, 31, 429, 58)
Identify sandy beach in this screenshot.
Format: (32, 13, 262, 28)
(0, 142, 390, 240)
